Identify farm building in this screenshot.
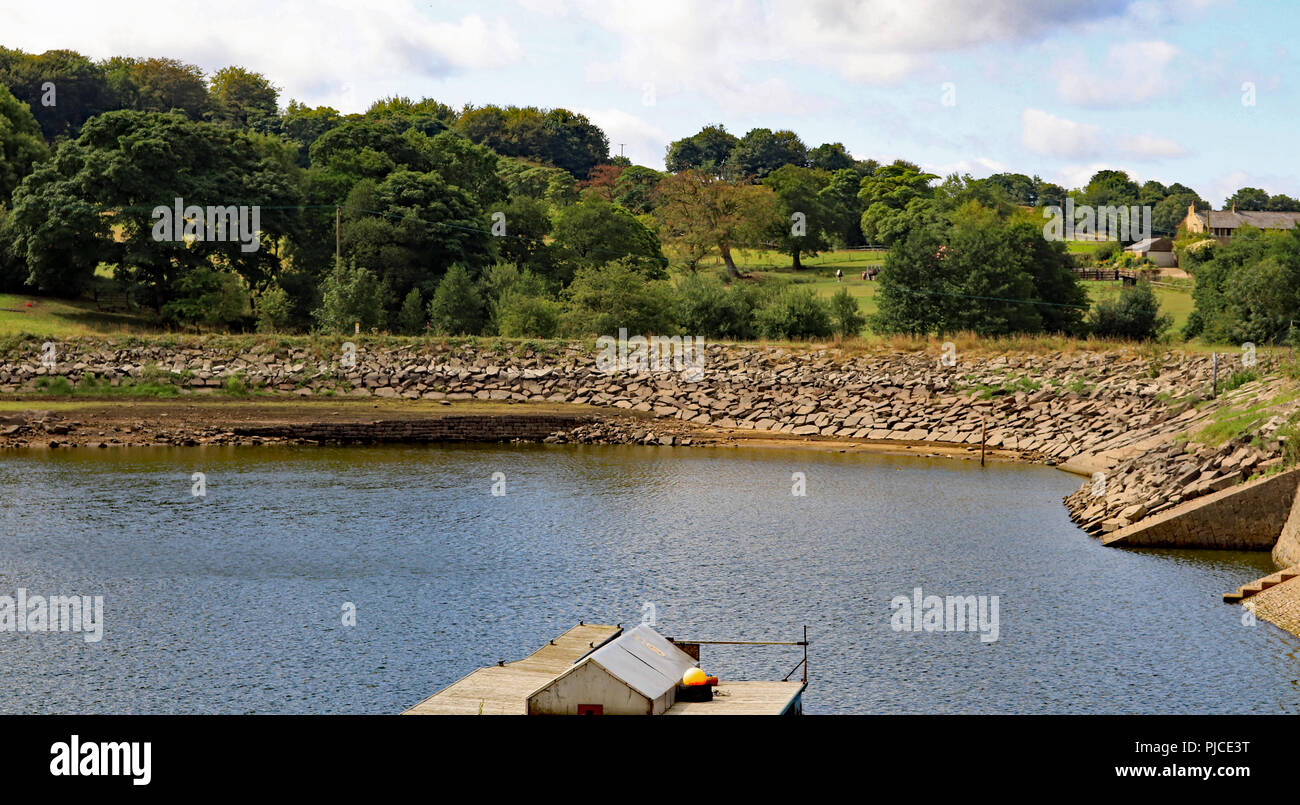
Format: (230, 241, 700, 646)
(1182, 204, 1300, 241)
(1124, 236, 1176, 267)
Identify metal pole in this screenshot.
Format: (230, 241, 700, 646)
(980, 416, 987, 467)
(802, 625, 807, 684)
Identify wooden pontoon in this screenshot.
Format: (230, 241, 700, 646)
(404, 622, 806, 716)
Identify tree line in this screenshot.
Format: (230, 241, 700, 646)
(0, 46, 1290, 342)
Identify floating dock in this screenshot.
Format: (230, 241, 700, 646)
(404, 623, 806, 716)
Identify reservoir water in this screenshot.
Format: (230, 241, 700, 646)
(1, 443, 1297, 714)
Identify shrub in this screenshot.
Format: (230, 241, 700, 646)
(497, 292, 562, 338)
(1086, 281, 1172, 341)
(754, 285, 833, 339)
(674, 271, 759, 340)
(827, 287, 865, 336)
(560, 259, 677, 336)
(313, 258, 385, 333)
(1094, 240, 1121, 263)
(254, 283, 294, 333)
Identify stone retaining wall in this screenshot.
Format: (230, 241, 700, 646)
(1101, 468, 1300, 550)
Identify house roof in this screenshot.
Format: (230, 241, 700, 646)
(1192, 210, 1300, 230)
(1126, 237, 1173, 252)
(581, 624, 698, 701)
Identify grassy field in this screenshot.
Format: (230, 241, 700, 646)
(0, 293, 157, 338)
(733, 249, 1196, 336)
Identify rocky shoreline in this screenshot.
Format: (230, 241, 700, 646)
(1, 337, 1293, 554)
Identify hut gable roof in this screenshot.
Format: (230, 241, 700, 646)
(559, 625, 698, 701)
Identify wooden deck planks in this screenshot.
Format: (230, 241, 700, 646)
(404, 623, 621, 715)
(663, 681, 805, 715)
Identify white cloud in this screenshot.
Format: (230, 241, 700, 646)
(538, 0, 1198, 116)
(1117, 132, 1187, 158)
(1054, 40, 1180, 107)
(926, 157, 1009, 179)
(1, 1, 522, 112)
(1021, 108, 1187, 161)
(1022, 109, 1102, 158)
(576, 107, 673, 169)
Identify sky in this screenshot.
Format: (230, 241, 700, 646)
(3, 0, 1296, 206)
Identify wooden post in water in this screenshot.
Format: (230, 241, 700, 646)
(980, 417, 987, 467)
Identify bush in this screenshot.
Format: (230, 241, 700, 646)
(254, 283, 294, 333)
(497, 292, 562, 337)
(1094, 240, 1121, 263)
(674, 271, 758, 339)
(427, 264, 485, 335)
(1086, 281, 1172, 341)
(313, 258, 385, 333)
(827, 287, 865, 336)
(560, 259, 677, 336)
(754, 285, 833, 339)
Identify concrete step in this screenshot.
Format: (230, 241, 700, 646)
(1224, 569, 1300, 603)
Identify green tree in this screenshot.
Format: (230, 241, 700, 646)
(120, 57, 210, 118)
(673, 271, 759, 340)
(664, 124, 739, 176)
(365, 95, 456, 137)
(0, 82, 49, 200)
(1224, 186, 1269, 211)
(807, 142, 856, 172)
(0, 48, 112, 138)
(427, 264, 485, 334)
(396, 287, 426, 334)
(280, 101, 341, 160)
(612, 165, 663, 214)
(725, 128, 808, 179)
(551, 197, 667, 279)
(254, 283, 294, 332)
(871, 203, 1086, 336)
(209, 66, 279, 129)
(454, 104, 608, 178)
(1153, 191, 1205, 235)
(763, 165, 831, 269)
(653, 170, 782, 275)
(857, 160, 938, 245)
(7, 110, 300, 303)
(161, 267, 250, 329)
(314, 258, 385, 333)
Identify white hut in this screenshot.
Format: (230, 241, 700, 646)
(526, 625, 698, 715)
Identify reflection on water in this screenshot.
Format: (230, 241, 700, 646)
(1, 443, 1296, 714)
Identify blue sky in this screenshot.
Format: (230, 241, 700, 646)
(5, 0, 1297, 205)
